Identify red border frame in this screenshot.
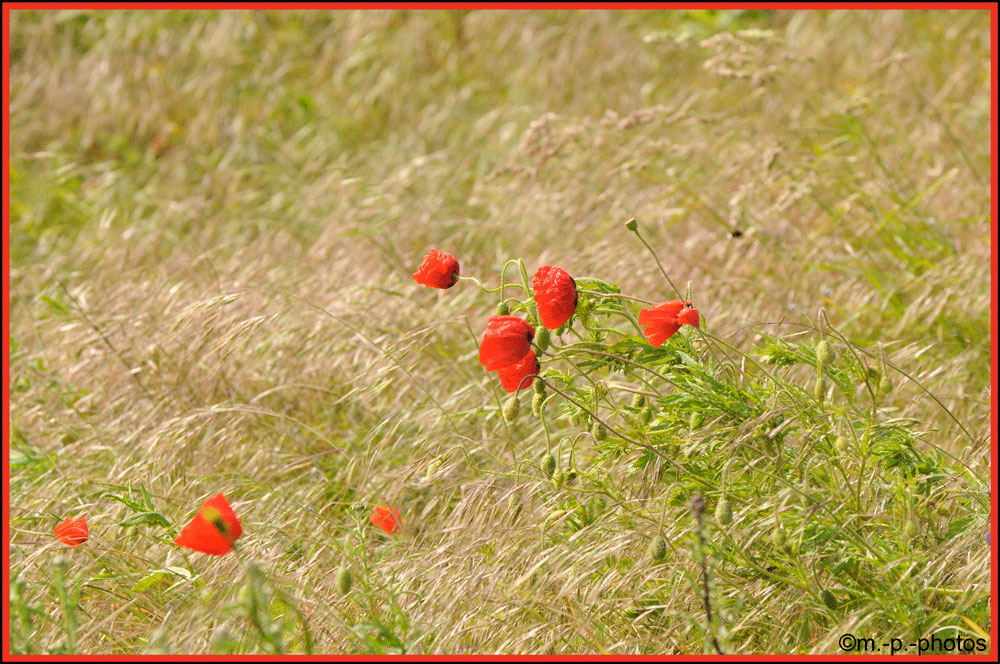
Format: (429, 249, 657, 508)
(3, 2, 997, 661)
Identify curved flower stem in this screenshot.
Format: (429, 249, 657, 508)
(457, 274, 528, 295)
(628, 223, 685, 300)
(578, 289, 655, 305)
(533, 375, 719, 491)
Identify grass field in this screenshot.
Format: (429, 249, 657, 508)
(8, 9, 993, 655)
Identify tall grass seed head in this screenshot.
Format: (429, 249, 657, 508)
(541, 453, 557, 478)
(649, 535, 667, 562)
(503, 395, 520, 422)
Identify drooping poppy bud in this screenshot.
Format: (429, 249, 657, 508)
(503, 395, 520, 422)
(531, 393, 545, 417)
(638, 300, 700, 348)
(649, 535, 667, 562)
(496, 350, 539, 393)
(412, 249, 460, 289)
(54, 515, 89, 547)
(532, 266, 578, 330)
(478, 316, 534, 371)
(715, 499, 733, 525)
(370, 505, 402, 535)
(174, 493, 243, 556)
(540, 453, 556, 478)
(337, 567, 353, 594)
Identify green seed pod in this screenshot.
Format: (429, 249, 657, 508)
(503, 396, 520, 422)
(631, 394, 647, 409)
(904, 520, 919, 539)
(625, 218, 639, 232)
(820, 588, 839, 610)
(336, 567, 353, 594)
(715, 498, 733, 525)
(592, 422, 607, 441)
(540, 453, 556, 478)
(649, 535, 667, 562)
(496, 301, 510, 316)
(535, 327, 550, 353)
(532, 393, 545, 418)
(640, 406, 653, 425)
(833, 436, 848, 454)
(814, 377, 826, 403)
(552, 469, 565, 490)
(772, 528, 788, 550)
(878, 374, 892, 395)
(816, 340, 833, 371)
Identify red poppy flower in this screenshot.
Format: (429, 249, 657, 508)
(413, 249, 460, 289)
(478, 315, 534, 371)
(532, 266, 578, 330)
(174, 492, 243, 556)
(497, 350, 539, 392)
(638, 300, 700, 348)
(370, 505, 402, 535)
(54, 515, 88, 547)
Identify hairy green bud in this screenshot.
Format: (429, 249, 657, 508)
(503, 396, 520, 422)
(640, 406, 653, 425)
(878, 374, 893, 396)
(772, 528, 788, 550)
(649, 535, 667, 562)
(540, 453, 556, 478)
(535, 327, 550, 353)
(496, 301, 510, 316)
(336, 567, 353, 594)
(816, 340, 833, 372)
(715, 498, 733, 525)
(532, 393, 545, 418)
(904, 520, 919, 539)
(533, 377, 546, 396)
(820, 588, 839, 610)
(689, 411, 703, 429)
(552, 469, 565, 490)
(565, 470, 577, 485)
(814, 377, 826, 403)
(631, 394, 647, 409)
(833, 435, 848, 454)
(592, 422, 607, 441)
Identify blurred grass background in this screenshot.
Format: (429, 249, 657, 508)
(9, 9, 992, 655)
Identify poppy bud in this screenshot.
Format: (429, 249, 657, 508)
(592, 422, 607, 441)
(540, 453, 556, 478)
(715, 498, 733, 525)
(904, 520, 919, 539)
(496, 302, 510, 316)
(625, 218, 639, 232)
(531, 393, 544, 417)
(631, 394, 647, 409)
(640, 407, 653, 425)
(833, 435, 848, 454)
(565, 470, 577, 485)
(772, 528, 788, 550)
(336, 567, 353, 594)
(878, 374, 892, 395)
(820, 588, 839, 610)
(533, 377, 546, 396)
(503, 396, 520, 422)
(535, 327, 550, 353)
(426, 458, 443, 481)
(814, 377, 826, 403)
(552, 469, 565, 489)
(649, 535, 667, 562)
(816, 340, 834, 370)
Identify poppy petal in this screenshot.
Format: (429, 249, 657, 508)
(413, 250, 460, 289)
(497, 350, 540, 392)
(532, 266, 577, 330)
(54, 515, 89, 547)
